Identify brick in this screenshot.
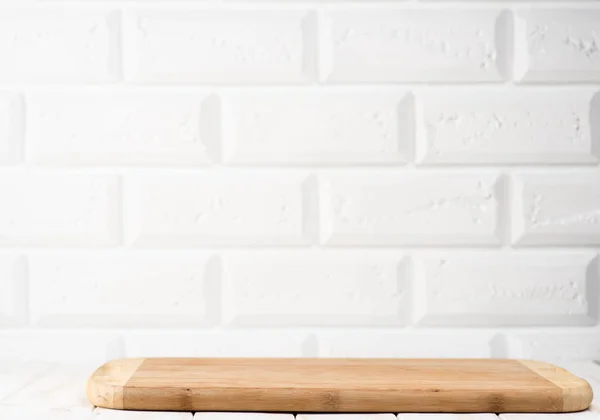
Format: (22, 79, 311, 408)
(413, 252, 598, 326)
(223, 252, 408, 326)
(27, 91, 217, 166)
(125, 173, 314, 246)
(515, 9, 600, 83)
(321, 172, 504, 246)
(512, 171, 600, 246)
(222, 90, 413, 165)
(503, 330, 600, 362)
(0, 173, 119, 247)
(94, 408, 191, 420)
(29, 253, 218, 328)
(0, 254, 27, 327)
(317, 331, 496, 358)
(323, 9, 508, 83)
(418, 90, 600, 165)
(0, 332, 123, 363)
(0, 94, 22, 164)
(124, 9, 315, 83)
(124, 331, 311, 357)
(0, 10, 119, 83)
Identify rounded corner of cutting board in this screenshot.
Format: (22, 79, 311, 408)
(562, 380, 594, 413)
(518, 359, 594, 412)
(87, 358, 145, 409)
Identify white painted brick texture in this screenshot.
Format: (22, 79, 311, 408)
(515, 9, 600, 83)
(0, 254, 27, 327)
(322, 9, 509, 83)
(26, 91, 216, 166)
(418, 90, 600, 165)
(413, 252, 598, 326)
(125, 173, 315, 247)
(223, 252, 409, 326)
(222, 90, 414, 165)
(0, 9, 120, 83)
(320, 172, 505, 246)
(0, 172, 119, 247)
(124, 9, 315, 84)
(0, 93, 22, 164)
(512, 171, 600, 246)
(28, 253, 218, 328)
(0, 2, 599, 363)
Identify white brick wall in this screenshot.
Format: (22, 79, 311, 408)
(124, 172, 314, 246)
(0, 172, 119, 247)
(0, 9, 120, 83)
(0, 1, 599, 363)
(413, 252, 597, 327)
(512, 171, 600, 245)
(222, 90, 413, 165)
(322, 9, 509, 83)
(0, 93, 23, 164)
(124, 9, 316, 84)
(0, 254, 27, 327)
(28, 252, 218, 328)
(514, 9, 600, 83)
(320, 172, 505, 246)
(26, 90, 216, 166)
(417, 89, 600, 165)
(222, 251, 409, 326)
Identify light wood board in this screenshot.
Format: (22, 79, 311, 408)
(87, 358, 593, 413)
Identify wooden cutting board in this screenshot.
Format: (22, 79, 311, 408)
(87, 358, 592, 413)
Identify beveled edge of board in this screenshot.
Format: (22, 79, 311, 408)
(518, 359, 593, 412)
(87, 358, 145, 409)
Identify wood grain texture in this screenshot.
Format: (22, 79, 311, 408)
(518, 360, 593, 412)
(87, 358, 144, 410)
(87, 358, 593, 413)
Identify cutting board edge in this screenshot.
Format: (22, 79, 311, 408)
(85, 357, 593, 413)
(87, 357, 145, 409)
(518, 359, 593, 412)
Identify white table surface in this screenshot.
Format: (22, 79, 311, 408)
(0, 361, 598, 420)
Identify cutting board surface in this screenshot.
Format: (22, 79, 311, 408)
(87, 358, 592, 413)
